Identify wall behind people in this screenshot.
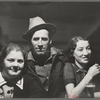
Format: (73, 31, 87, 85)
(89, 27, 100, 65)
(0, 25, 3, 51)
(88, 27, 100, 92)
(0, 2, 100, 51)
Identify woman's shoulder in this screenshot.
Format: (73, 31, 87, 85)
(64, 62, 75, 74)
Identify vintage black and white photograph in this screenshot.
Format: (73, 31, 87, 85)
(0, 0, 100, 98)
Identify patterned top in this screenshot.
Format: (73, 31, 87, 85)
(0, 72, 23, 98)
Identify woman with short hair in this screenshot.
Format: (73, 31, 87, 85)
(0, 43, 47, 98)
(64, 36, 100, 98)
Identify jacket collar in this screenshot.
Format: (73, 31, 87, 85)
(0, 72, 23, 90)
(27, 46, 59, 61)
(76, 68, 87, 73)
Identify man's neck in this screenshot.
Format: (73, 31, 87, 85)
(32, 52, 51, 65)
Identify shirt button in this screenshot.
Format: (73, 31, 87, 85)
(44, 65, 46, 67)
(47, 77, 49, 79)
(46, 88, 48, 91)
(7, 90, 11, 94)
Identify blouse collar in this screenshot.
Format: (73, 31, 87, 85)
(0, 72, 23, 90)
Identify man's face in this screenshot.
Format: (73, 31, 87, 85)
(73, 40, 91, 65)
(31, 29, 51, 55)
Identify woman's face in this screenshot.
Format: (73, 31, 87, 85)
(73, 40, 91, 65)
(3, 50, 24, 78)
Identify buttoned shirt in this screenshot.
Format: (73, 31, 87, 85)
(72, 64, 87, 85)
(63, 62, 89, 98)
(27, 47, 59, 91)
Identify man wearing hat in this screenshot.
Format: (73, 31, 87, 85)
(23, 16, 68, 98)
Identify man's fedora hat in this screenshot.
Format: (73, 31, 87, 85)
(23, 16, 56, 40)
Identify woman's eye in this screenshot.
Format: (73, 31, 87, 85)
(77, 48, 83, 51)
(42, 38, 48, 41)
(18, 59, 24, 63)
(7, 59, 15, 62)
(33, 38, 39, 41)
(87, 46, 91, 50)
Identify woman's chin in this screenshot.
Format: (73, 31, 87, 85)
(8, 71, 21, 78)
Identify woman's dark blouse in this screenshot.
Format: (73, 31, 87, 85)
(63, 62, 90, 98)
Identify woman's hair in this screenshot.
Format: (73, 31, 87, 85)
(0, 43, 26, 73)
(65, 36, 89, 63)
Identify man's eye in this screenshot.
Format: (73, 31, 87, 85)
(7, 59, 15, 62)
(33, 38, 39, 41)
(18, 59, 24, 63)
(42, 38, 48, 41)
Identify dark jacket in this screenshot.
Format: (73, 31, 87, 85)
(13, 73, 47, 98)
(0, 71, 47, 98)
(26, 50, 69, 98)
(48, 52, 68, 98)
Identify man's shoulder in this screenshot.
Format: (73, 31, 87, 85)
(51, 46, 62, 54)
(51, 47, 69, 63)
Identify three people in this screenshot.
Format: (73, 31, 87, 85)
(0, 43, 47, 98)
(64, 36, 100, 98)
(0, 16, 99, 98)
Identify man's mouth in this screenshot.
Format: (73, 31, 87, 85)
(37, 48, 44, 51)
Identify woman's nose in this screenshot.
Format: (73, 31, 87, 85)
(83, 49, 88, 55)
(13, 61, 18, 66)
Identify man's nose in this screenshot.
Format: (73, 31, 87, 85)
(38, 39, 43, 49)
(38, 45, 43, 50)
(38, 39, 42, 45)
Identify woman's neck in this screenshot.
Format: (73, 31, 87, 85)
(75, 60, 87, 69)
(1, 71, 20, 83)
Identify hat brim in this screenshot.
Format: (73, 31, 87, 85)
(23, 23, 56, 40)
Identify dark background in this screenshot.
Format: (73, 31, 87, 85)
(0, 2, 100, 63)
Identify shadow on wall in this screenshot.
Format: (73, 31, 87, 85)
(0, 26, 3, 51)
(89, 26, 100, 92)
(89, 26, 100, 65)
